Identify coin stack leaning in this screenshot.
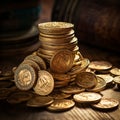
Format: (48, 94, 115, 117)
(37, 22, 88, 87)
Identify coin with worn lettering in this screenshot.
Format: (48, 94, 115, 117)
(47, 99, 75, 111)
(86, 76, 106, 92)
(110, 68, 120, 76)
(27, 96, 54, 107)
(25, 54, 47, 70)
(73, 92, 102, 103)
(60, 84, 85, 94)
(92, 98, 119, 110)
(14, 63, 38, 90)
(50, 49, 74, 73)
(33, 70, 54, 96)
(113, 76, 120, 84)
(88, 61, 112, 70)
(38, 22, 74, 34)
(75, 72, 97, 89)
(7, 91, 33, 104)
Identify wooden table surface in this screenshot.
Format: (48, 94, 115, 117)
(0, 42, 120, 120)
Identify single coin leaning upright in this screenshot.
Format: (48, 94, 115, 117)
(75, 72, 97, 89)
(50, 49, 74, 73)
(33, 70, 54, 96)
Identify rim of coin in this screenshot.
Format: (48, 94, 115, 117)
(96, 74, 113, 84)
(75, 72, 97, 89)
(25, 54, 47, 70)
(47, 99, 75, 111)
(88, 61, 112, 71)
(91, 98, 119, 110)
(73, 92, 102, 103)
(33, 70, 54, 96)
(38, 22, 74, 35)
(113, 76, 120, 84)
(27, 96, 54, 107)
(39, 29, 74, 38)
(7, 91, 33, 104)
(14, 63, 38, 90)
(110, 67, 120, 76)
(60, 84, 85, 94)
(50, 49, 74, 73)
(86, 76, 106, 92)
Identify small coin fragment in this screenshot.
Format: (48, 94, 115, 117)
(110, 68, 120, 76)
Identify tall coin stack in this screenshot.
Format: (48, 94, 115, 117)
(37, 22, 90, 88)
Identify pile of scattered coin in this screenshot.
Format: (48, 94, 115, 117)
(0, 22, 120, 112)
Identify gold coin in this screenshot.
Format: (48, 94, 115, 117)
(38, 22, 74, 35)
(14, 63, 38, 90)
(49, 90, 71, 99)
(113, 76, 120, 84)
(73, 92, 102, 103)
(33, 70, 54, 96)
(27, 96, 54, 107)
(110, 67, 120, 76)
(50, 49, 74, 73)
(39, 29, 74, 38)
(96, 74, 113, 84)
(61, 84, 85, 94)
(68, 58, 90, 75)
(86, 76, 106, 92)
(47, 99, 75, 111)
(75, 72, 97, 89)
(7, 91, 33, 104)
(88, 61, 112, 71)
(92, 98, 119, 110)
(25, 54, 47, 70)
(54, 80, 69, 88)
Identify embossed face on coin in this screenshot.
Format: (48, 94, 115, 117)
(33, 70, 54, 96)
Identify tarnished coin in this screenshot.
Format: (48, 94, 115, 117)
(60, 84, 85, 94)
(110, 68, 120, 76)
(75, 72, 97, 89)
(113, 76, 120, 84)
(50, 49, 74, 73)
(92, 98, 119, 110)
(68, 58, 90, 75)
(14, 63, 38, 90)
(25, 54, 47, 70)
(88, 61, 112, 70)
(7, 91, 33, 104)
(27, 96, 54, 107)
(38, 22, 74, 35)
(73, 92, 102, 103)
(87, 76, 106, 92)
(47, 99, 75, 111)
(33, 70, 54, 96)
(49, 90, 71, 99)
(96, 74, 113, 84)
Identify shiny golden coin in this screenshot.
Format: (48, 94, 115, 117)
(40, 29, 74, 38)
(75, 72, 97, 89)
(25, 54, 47, 70)
(92, 98, 119, 110)
(87, 76, 106, 92)
(110, 68, 120, 76)
(61, 84, 85, 94)
(49, 90, 71, 99)
(73, 92, 102, 103)
(7, 91, 33, 104)
(88, 61, 112, 70)
(47, 99, 75, 111)
(14, 63, 37, 90)
(96, 74, 113, 84)
(68, 58, 90, 75)
(27, 96, 54, 107)
(33, 70, 54, 96)
(113, 76, 120, 84)
(85, 68, 96, 73)
(50, 49, 74, 73)
(38, 22, 74, 35)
